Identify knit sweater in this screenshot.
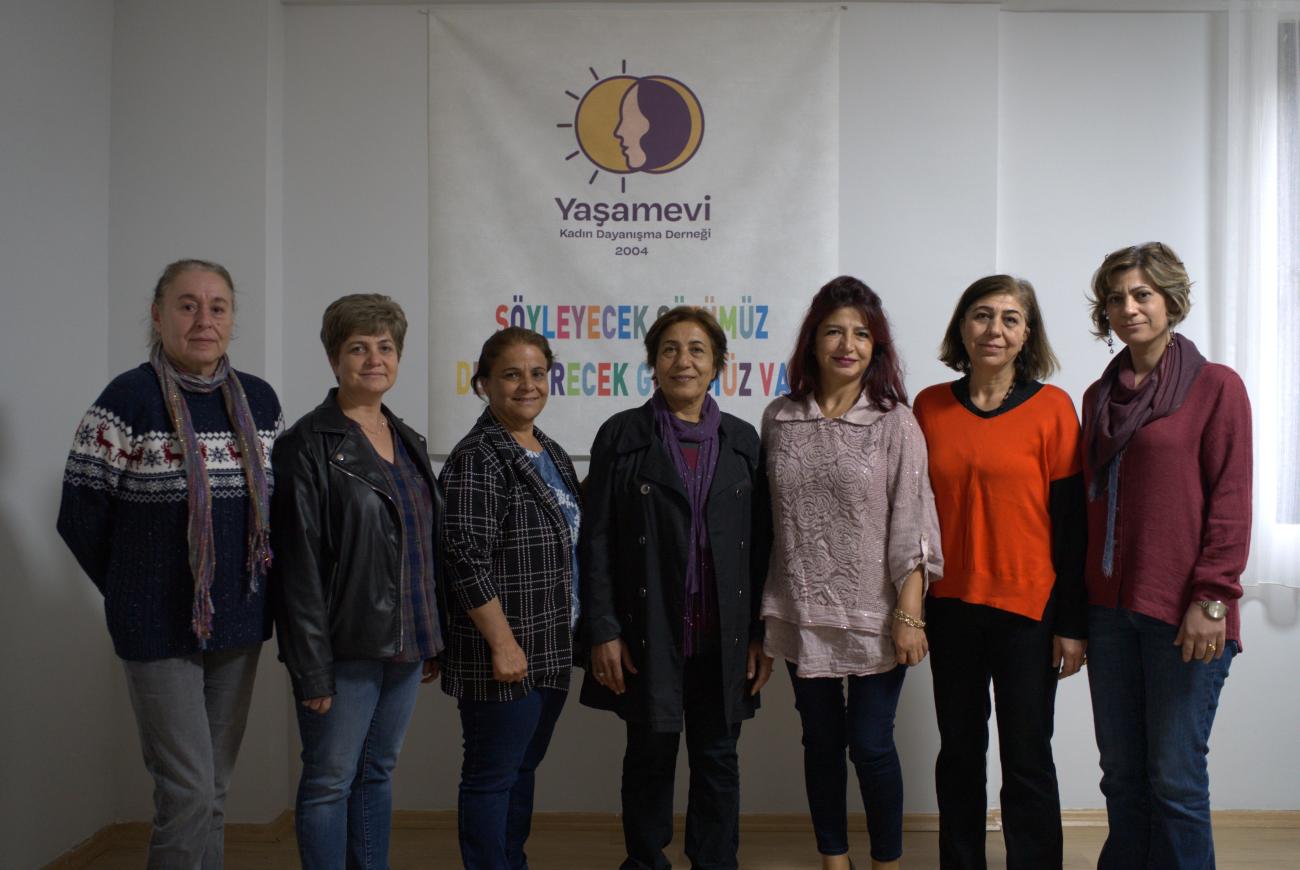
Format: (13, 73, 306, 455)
(1082, 362, 1251, 646)
(914, 379, 1086, 634)
(760, 393, 944, 676)
(58, 363, 281, 660)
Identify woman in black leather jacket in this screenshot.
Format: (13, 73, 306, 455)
(271, 294, 444, 870)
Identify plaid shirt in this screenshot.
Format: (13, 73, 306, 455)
(370, 427, 444, 662)
(439, 409, 581, 701)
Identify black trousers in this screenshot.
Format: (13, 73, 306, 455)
(620, 651, 742, 870)
(927, 598, 1063, 870)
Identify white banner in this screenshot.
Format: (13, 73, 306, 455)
(429, 3, 838, 453)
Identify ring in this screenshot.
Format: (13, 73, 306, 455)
(595, 671, 606, 677)
(1207, 643, 1217, 652)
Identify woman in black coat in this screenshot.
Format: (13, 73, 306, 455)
(581, 306, 771, 870)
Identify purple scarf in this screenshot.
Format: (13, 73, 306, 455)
(151, 344, 273, 645)
(1084, 333, 1205, 574)
(652, 390, 721, 657)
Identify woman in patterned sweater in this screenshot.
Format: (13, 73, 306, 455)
(761, 276, 943, 870)
(439, 327, 581, 870)
(57, 259, 280, 868)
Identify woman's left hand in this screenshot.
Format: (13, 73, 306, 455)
(1175, 603, 1227, 663)
(421, 659, 440, 683)
(747, 640, 773, 695)
(1052, 635, 1087, 679)
(892, 621, 929, 666)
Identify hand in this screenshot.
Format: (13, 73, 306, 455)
(747, 640, 773, 695)
(421, 659, 440, 683)
(892, 619, 929, 666)
(490, 639, 528, 683)
(301, 696, 332, 715)
(591, 638, 637, 695)
(1052, 635, 1087, 679)
(1175, 603, 1227, 663)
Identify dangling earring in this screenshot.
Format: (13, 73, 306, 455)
(1106, 329, 1114, 354)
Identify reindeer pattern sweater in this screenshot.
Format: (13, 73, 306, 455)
(58, 363, 281, 660)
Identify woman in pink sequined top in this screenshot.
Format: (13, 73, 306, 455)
(761, 275, 943, 870)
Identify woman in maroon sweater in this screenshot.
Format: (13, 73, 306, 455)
(1081, 242, 1252, 870)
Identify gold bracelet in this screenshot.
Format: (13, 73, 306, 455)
(893, 608, 926, 630)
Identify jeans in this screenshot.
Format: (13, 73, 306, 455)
(1087, 605, 1236, 870)
(621, 652, 742, 870)
(122, 643, 261, 870)
(457, 686, 568, 870)
(927, 598, 1063, 870)
(787, 661, 907, 862)
(295, 659, 423, 870)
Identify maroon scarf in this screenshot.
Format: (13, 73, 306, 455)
(1085, 332, 1206, 485)
(652, 390, 721, 657)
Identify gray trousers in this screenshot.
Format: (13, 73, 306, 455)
(122, 643, 261, 870)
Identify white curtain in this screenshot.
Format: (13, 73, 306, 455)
(1214, 0, 1300, 586)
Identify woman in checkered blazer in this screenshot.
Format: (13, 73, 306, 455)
(439, 327, 582, 870)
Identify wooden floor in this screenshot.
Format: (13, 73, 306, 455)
(58, 813, 1300, 869)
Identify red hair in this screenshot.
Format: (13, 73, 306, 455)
(786, 275, 908, 410)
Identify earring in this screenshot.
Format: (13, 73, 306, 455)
(1106, 329, 1114, 354)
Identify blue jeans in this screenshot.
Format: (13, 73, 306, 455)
(457, 687, 567, 870)
(295, 659, 423, 870)
(927, 598, 1062, 870)
(1087, 606, 1236, 870)
(787, 661, 907, 862)
(122, 644, 261, 870)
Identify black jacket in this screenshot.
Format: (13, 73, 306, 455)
(270, 391, 444, 701)
(579, 401, 771, 731)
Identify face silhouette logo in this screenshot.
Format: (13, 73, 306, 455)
(563, 65, 704, 188)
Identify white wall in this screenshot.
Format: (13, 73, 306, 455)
(5, 3, 1297, 863)
(0, 3, 117, 867)
(996, 10, 1212, 809)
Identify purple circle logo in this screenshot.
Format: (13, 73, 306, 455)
(562, 65, 704, 185)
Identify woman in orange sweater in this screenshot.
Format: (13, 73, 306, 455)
(913, 275, 1087, 870)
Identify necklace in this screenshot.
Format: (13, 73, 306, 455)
(355, 416, 388, 437)
(999, 379, 1016, 407)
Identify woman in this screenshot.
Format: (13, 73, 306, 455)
(761, 277, 943, 870)
(913, 275, 1087, 870)
(581, 306, 771, 870)
(1082, 243, 1250, 869)
(440, 327, 581, 869)
(57, 259, 279, 868)
(271, 293, 443, 869)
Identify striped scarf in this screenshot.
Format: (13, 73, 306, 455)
(150, 345, 273, 645)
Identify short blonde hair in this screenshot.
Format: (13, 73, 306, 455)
(320, 294, 408, 363)
(1089, 242, 1192, 339)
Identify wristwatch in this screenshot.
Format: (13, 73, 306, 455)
(1196, 600, 1227, 620)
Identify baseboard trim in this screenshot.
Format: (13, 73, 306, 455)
(44, 807, 1300, 867)
(43, 811, 295, 870)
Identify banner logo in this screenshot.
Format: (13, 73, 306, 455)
(564, 67, 704, 187)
